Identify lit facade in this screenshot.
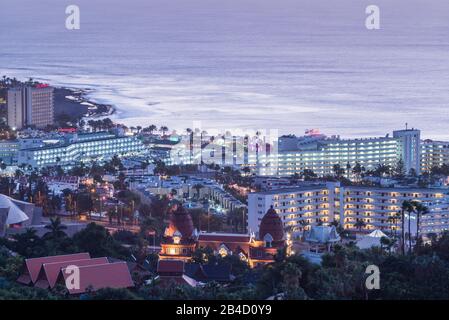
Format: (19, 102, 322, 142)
(246, 129, 422, 177)
(0, 140, 19, 164)
(25, 86, 54, 129)
(421, 140, 449, 173)
(393, 129, 421, 175)
(17, 132, 145, 168)
(248, 182, 449, 237)
(7, 88, 24, 130)
(7, 85, 54, 129)
(160, 205, 287, 268)
(276, 137, 401, 177)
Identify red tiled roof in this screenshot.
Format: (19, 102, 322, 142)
(197, 234, 251, 243)
(19, 253, 90, 284)
(170, 206, 194, 239)
(17, 274, 32, 285)
(157, 259, 185, 274)
(36, 257, 109, 289)
(197, 234, 251, 255)
(198, 240, 250, 255)
(60, 262, 134, 294)
(259, 206, 284, 242)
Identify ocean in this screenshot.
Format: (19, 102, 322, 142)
(1, 0, 449, 139)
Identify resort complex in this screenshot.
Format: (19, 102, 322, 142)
(2, 77, 449, 301)
(248, 182, 448, 237)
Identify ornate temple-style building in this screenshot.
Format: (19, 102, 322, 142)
(159, 205, 287, 268)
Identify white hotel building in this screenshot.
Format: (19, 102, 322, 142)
(17, 132, 145, 168)
(248, 182, 449, 237)
(155, 128, 449, 177)
(420, 139, 449, 173)
(276, 136, 401, 177)
(247, 128, 421, 177)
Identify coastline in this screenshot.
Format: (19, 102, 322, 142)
(54, 86, 115, 122)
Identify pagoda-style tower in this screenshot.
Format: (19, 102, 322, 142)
(159, 204, 197, 261)
(248, 206, 286, 267)
(158, 205, 288, 268)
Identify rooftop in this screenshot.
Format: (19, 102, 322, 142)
(60, 262, 134, 294)
(17, 252, 91, 284)
(23, 132, 136, 152)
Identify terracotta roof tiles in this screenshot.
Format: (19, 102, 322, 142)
(36, 257, 109, 289)
(60, 262, 134, 294)
(18, 252, 90, 284)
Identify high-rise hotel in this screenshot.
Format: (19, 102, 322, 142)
(248, 128, 421, 177)
(248, 182, 449, 237)
(7, 84, 54, 130)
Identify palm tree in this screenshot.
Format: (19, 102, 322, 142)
(354, 220, 366, 232)
(387, 212, 401, 238)
(412, 201, 429, 249)
(400, 200, 414, 255)
(21, 228, 39, 242)
(87, 120, 96, 132)
(380, 236, 395, 254)
(43, 217, 67, 240)
(332, 164, 345, 178)
(380, 164, 391, 177)
(148, 124, 157, 134)
(78, 119, 86, 129)
(352, 162, 363, 181)
(406, 203, 416, 254)
(302, 169, 317, 181)
(160, 126, 169, 136)
(380, 236, 390, 252)
(346, 162, 351, 179)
